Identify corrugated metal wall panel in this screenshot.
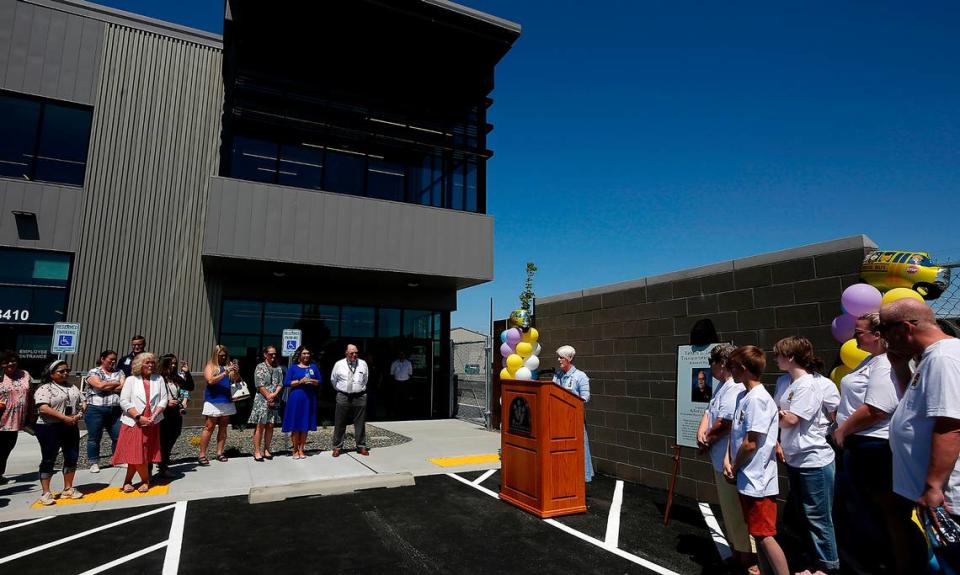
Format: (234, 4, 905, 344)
(0, 180, 79, 251)
(67, 23, 223, 369)
(203, 177, 494, 283)
(0, 0, 103, 105)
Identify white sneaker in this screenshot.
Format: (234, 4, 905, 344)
(89, 463, 100, 474)
(38, 492, 56, 506)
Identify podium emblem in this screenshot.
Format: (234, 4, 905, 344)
(508, 397, 532, 436)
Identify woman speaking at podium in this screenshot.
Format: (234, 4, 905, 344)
(553, 345, 593, 483)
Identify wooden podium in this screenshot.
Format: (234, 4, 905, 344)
(499, 378, 587, 518)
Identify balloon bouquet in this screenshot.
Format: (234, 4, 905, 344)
(499, 309, 542, 381)
(829, 281, 928, 385)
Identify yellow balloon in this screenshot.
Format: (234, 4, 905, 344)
(515, 342, 533, 358)
(840, 339, 869, 369)
(506, 354, 523, 372)
(500, 368, 513, 380)
(522, 328, 539, 344)
(881, 287, 925, 306)
(830, 365, 852, 386)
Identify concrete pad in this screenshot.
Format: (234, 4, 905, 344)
(248, 472, 415, 504)
(0, 418, 502, 522)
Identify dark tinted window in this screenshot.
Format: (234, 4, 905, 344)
(0, 94, 40, 180)
(278, 144, 323, 190)
(378, 308, 401, 338)
(341, 306, 375, 337)
(230, 137, 278, 184)
(0, 249, 71, 287)
(0, 286, 66, 324)
(263, 302, 302, 335)
(465, 161, 478, 212)
(448, 159, 465, 211)
(403, 309, 433, 339)
(221, 300, 263, 333)
(303, 304, 340, 338)
(324, 149, 366, 196)
(34, 103, 93, 185)
(0, 93, 91, 186)
(367, 158, 405, 202)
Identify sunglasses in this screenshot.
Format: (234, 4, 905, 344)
(877, 320, 917, 334)
(266, 352, 277, 356)
(54, 368, 70, 374)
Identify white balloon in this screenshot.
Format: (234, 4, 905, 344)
(515, 367, 533, 380)
(524, 355, 540, 371)
(533, 343, 542, 356)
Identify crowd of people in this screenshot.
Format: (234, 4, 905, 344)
(0, 335, 373, 505)
(691, 298, 960, 575)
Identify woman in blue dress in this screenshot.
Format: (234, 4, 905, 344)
(553, 345, 594, 483)
(282, 346, 319, 459)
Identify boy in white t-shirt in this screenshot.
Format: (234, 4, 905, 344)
(723, 346, 789, 575)
(880, 299, 960, 570)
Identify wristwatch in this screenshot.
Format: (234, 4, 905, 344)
(134, 414, 142, 422)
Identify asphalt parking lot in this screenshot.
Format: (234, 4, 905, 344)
(0, 471, 722, 574)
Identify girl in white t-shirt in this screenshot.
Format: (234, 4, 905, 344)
(773, 337, 839, 575)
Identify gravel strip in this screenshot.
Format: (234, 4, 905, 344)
(58, 424, 411, 469)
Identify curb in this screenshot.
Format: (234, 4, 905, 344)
(248, 472, 416, 504)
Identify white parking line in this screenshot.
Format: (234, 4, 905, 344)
(162, 501, 188, 575)
(77, 541, 169, 575)
(473, 469, 497, 486)
(0, 516, 54, 533)
(0, 504, 176, 565)
(698, 502, 732, 560)
(446, 473, 681, 575)
(604, 480, 624, 549)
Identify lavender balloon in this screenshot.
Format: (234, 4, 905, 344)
(500, 342, 513, 358)
(831, 314, 857, 343)
(841, 283, 882, 317)
(505, 328, 522, 346)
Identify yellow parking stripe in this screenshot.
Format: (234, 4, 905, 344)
(31, 484, 170, 508)
(429, 453, 500, 467)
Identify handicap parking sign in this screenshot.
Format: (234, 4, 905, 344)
(51, 322, 81, 354)
(281, 329, 302, 358)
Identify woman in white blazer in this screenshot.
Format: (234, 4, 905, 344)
(112, 352, 167, 493)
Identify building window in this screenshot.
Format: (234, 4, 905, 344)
(0, 92, 92, 186)
(221, 300, 263, 334)
(323, 148, 366, 196)
(341, 306, 375, 338)
(378, 308, 402, 338)
(0, 248, 71, 325)
(367, 158, 405, 202)
(278, 144, 323, 190)
(230, 137, 278, 184)
(403, 309, 433, 339)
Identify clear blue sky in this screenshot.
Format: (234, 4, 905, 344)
(101, 1, 960, 334)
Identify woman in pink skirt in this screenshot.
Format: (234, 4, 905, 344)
(113, 352, 167, 492)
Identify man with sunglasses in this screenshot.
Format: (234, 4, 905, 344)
(880, 298, 960, 551)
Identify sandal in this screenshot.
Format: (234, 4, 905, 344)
(264, 451, 273, 460)
(121, 484, 135, 493)
(137, 483, 150, 493)
(216, 454, 228, 462)
(198, 456, 210, 466)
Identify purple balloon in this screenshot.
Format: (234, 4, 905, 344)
(500, 342, 513, 358)
(505, 328, 522, 346)
(841, 283, 882, 317)
(831, 314, 857, 343)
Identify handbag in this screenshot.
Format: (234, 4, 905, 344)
(230, 378, 251, 402)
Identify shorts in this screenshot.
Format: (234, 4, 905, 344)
(202, 401, 236, 417)
(739, 494, 778, 537)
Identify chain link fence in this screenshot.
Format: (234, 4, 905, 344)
(452, 334, 490, 426)
(932, 261, 960, 334)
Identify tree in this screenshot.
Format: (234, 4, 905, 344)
(519, 262, 538, 315)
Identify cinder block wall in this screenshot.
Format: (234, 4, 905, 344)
(533, 236, 876, 502)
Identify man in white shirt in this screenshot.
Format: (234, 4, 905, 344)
(389, 352, 413, 418)
(330, 344, 370, 457)
(881, 298, 960, 568)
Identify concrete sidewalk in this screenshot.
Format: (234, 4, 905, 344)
(0, 419, 501, 521)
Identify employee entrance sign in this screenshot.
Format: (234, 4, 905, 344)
(282, 329, 302, 357)
(51, 322, 81, 354)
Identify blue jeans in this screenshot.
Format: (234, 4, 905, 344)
(84, 404, 121, 462)
(584, 425, 594, 483)
(787, 462, 839, 571)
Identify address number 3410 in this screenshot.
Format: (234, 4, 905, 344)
(0, 309, 30, 321)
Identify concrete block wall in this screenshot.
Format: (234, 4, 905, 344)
(533, 236, 876, 502)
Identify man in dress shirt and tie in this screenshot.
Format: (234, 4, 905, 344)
(330, 344, 370, 457)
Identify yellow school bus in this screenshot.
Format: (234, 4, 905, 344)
(861, 250, 951, 300)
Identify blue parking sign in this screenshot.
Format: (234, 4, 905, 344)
(51, 322, 81, 353)
(59, 335, 73, 347)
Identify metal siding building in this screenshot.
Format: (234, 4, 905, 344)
(0, 0, 518, 420)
